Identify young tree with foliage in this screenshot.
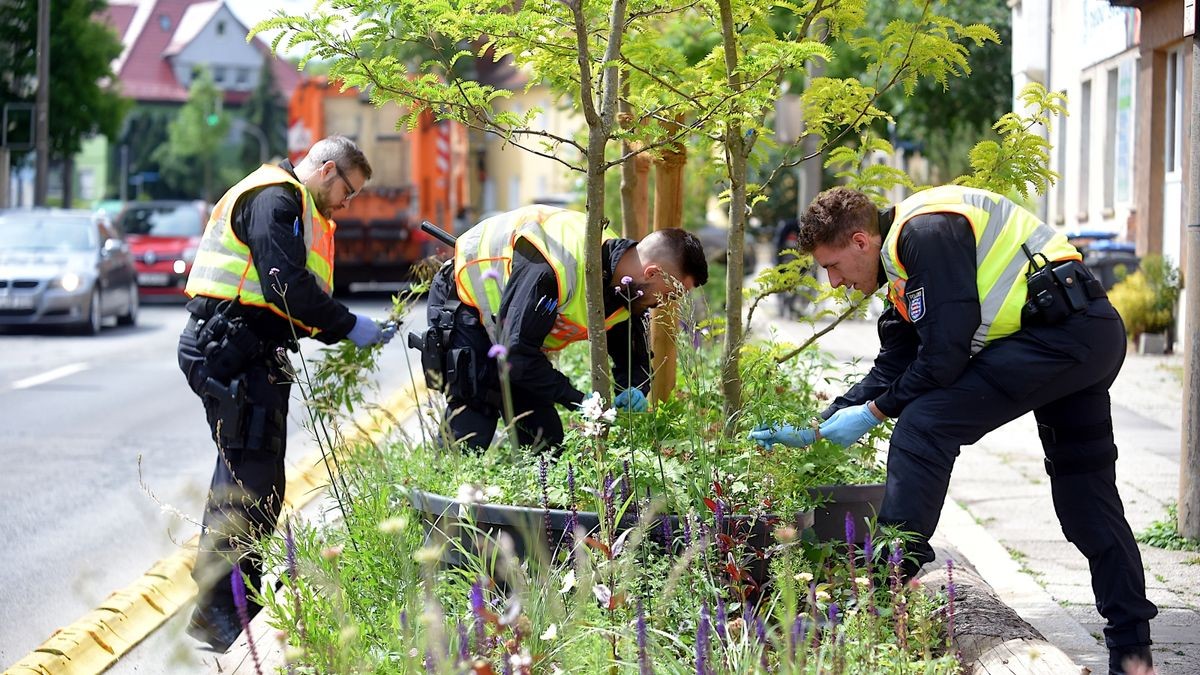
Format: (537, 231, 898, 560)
(0, 0, 128, 206)
(155, 68, 230, 202)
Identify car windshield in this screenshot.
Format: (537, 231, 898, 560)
(118, 204, 203, 237)
(0, 215, 98, 252)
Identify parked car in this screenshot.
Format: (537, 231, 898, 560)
(115, 200, 208, 298)
(0, 208, 139, 334)
(696, 223, 757, 277)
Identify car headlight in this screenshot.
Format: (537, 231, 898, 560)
(56, 272, 82, 292)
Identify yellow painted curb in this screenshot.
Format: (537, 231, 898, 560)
(3, 380, 428, 675)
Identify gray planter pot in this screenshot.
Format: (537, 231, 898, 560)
(806, 483, 887, 544)
(1137, 331, 1169, 355)
(407, 488, 813, 588)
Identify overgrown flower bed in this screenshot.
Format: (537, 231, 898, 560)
(244, 289, 960, 673)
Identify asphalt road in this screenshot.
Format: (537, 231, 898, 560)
(0, 293, 427, 670)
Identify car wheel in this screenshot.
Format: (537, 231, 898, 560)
(80, 288, 102, 335)
(117, 282, 138, 326)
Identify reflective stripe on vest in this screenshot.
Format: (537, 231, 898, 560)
(881, 185, 1080, 353)
(454, 205, 629, 351)
(185, 164, 335, 335)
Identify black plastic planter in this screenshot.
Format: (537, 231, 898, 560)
(407, 488, 814, 587)
(806, 483, 887, 544)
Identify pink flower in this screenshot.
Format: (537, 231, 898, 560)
(488, 344, 508, 359)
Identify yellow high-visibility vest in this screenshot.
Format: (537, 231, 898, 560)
(454, 205, 629, 351)
(185, 164, 335, 335)
(881, 185, 1080, 353)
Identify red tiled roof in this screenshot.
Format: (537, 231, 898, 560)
(97, 2, 137, 39)
(108, 0, 301, 105)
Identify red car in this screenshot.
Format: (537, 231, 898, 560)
(115, 201, 209, 298)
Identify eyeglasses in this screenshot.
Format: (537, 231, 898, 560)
(334, 165, 359, 202)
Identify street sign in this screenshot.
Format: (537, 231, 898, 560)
(1187, 0, 1196, 37)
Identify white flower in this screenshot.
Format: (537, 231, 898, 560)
(816, 590, 831, 602)
(794, 571, 814, 583)
(509, 650, 532, 668)
(559, 569, 576, 594)
(484, 485, 502, 500)
(456, 483, 488, 504)
(540, 623, 558, 640)
(855, 576, 871, 586)
(579, 392, 617, 438)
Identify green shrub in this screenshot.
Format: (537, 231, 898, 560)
(1108, 254, 1180, 337)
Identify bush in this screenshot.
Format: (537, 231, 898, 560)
(1108, 254, 1180, 337)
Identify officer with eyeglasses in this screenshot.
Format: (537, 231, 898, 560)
(177, 135, 395, 652)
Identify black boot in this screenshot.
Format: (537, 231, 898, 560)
(187, 604, 243, 653)
(1109, 645, 1153, 675)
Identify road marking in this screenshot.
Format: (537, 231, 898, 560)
(12, 363, 90, 390)
(2, 379, 429, 675)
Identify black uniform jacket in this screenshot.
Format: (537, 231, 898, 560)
(446, 236, 651, 409)
(823, 207, 981, 419)
(186, 160, 356, 345)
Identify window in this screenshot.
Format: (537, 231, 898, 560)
(1104, 68, 1118, 212)
(1078, 79, 1092, 219)
(159, 14, 171, 30)
(216, 20, 225, 35)
(235, 67, 250, 86)
(1166, 48, 1183, 174)
(213, 66, 226, 84)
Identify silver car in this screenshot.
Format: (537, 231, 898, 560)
(0, 209, 139, 334)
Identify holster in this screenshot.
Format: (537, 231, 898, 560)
(1021, 253, 1106, 327)
(203, 375, 247, 448)
(197, 308, 263, 383)
(407, 298, 462, 393)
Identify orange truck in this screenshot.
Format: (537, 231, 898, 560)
(287, 76, 468, 291)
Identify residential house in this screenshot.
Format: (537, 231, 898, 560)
(82, 0, 300, 202)
(1012, 0, 1191, 335)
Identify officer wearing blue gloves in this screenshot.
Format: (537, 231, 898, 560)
(755, 185, 1156, 675)
(177, 136, 394, 653)
(419, 206, 707, 452)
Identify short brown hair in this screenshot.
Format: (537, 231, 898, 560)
(798, 187, 877, 252)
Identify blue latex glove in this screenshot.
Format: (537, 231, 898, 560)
(818, 403, 883, 448)
(748, 423, 816, 450)
(346, 313, 385, 348)
(613, 388, 648, 412)
(379, 319, 398, 345)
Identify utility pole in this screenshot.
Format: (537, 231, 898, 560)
(33, 0, 49, 206)
(1181, 0, 1200, 540)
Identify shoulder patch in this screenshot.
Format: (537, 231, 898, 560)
(906, 287, 926, 322)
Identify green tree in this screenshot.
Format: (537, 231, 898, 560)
(255, 0, 1055, 414)
(0, 0, 128, 206)
(239, 59, 288, 170)
(155, 68, 230, 202)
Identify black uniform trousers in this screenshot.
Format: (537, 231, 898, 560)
(426, 269, 566, 453)
(178, 316, 291, 617)
(878, 295, 1157, 650)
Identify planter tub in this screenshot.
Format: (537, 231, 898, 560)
(806, 483, 887, 544)
(407, 488, 813, 586)
(1137, 331, 1169, 355)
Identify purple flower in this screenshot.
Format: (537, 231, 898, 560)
(637, 598, 651, 675)
(602, 473, 616, 533)
(863, 530, 874, 571)
(844, 512, 856, 548)
(683, 514, 693, 548)
(285, 521, 298, 581)
(828, 602, 840, 626)
(487, 344, 508, 359)
(660, 517, 673, 548)
(457, 621, 469, 662)
(621, 275, 634, 285)
(716, 597, 727, 642)
(481, 268, 501, 282)
(538, 454, 553, 551)
(470, 580, 486, 651)
(230, 569, 262, 674)
(696, 602, 710, 675)
(269, 267, 280, 276)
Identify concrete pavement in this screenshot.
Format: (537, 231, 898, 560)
(758, 307, 1198, 674)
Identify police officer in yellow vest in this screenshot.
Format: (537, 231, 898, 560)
(420, 205, 708, 452)
(750, 186, 1156, 675)
(178, 135, 395, 652)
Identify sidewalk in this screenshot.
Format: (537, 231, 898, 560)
(758, 310, 1198, 674)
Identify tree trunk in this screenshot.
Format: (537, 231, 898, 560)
(916, 554, 1087, 673)
(649, 135, 686, 405)
(62, 154, 74, 208)
(717, 0, 748, 432)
